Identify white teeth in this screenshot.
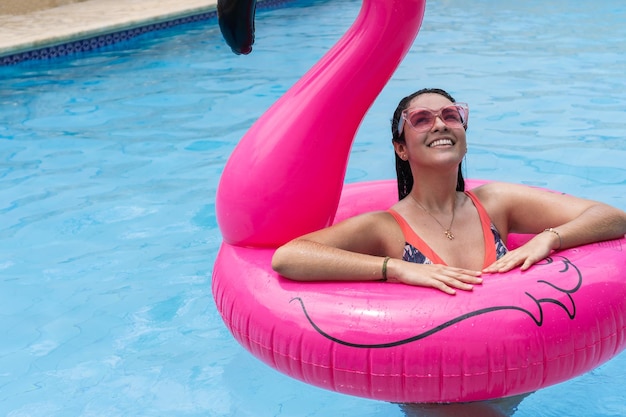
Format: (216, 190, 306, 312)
(429, 139, 453, 147)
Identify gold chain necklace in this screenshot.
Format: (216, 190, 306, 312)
(409, 193, 456, 240)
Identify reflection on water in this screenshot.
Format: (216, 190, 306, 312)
(399, 393, 530, 417)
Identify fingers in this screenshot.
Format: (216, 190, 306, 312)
(398, 262, 483, 295)
(483, 256, 519, 273)
(435, 283, 458, 296)
(483, 251, 528, 273)
(427, 267, 483, 295)
(483, 246, 550, 273)
(450, 270, 483, 290)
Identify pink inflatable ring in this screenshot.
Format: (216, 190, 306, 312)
(214, 179, 626, 402)
(212, 0, 626, 403)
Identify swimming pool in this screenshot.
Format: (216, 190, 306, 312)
(1, 0, 625, 415)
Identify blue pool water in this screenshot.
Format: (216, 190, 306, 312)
(1, 0, 625, 415)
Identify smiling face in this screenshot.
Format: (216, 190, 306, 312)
(393, 93, 467, 170)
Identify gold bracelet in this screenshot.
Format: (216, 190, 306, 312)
(381, 256, 391, 281)
(544, 228, 562, 250)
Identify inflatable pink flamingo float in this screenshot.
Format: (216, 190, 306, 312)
(212, 0, 626, 403)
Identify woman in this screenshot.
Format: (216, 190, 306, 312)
(271, 88, 626, 294)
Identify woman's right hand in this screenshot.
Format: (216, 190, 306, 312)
(387, 258, 483, 295)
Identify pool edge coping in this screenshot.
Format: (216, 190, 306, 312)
(0, 5, 217, 58)
(0, 0, 292, 66)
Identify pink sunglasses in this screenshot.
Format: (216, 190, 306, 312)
(398, 103, 469, 135)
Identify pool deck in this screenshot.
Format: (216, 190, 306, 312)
(0, 0, 219, 57)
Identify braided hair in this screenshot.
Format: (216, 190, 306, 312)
(391, 88, 466, 200)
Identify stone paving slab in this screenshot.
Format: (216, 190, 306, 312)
(0, 0, 218, 56)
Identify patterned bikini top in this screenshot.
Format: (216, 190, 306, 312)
(388, 191, 508, 268)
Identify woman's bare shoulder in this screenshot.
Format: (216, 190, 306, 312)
(471, 181, 515, 197)
(471, 181, 537, 206)
(307, 209, 403, 256)
(333, 209, 400, 231)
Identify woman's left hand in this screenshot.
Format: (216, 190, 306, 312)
(482, 232, 558, 273)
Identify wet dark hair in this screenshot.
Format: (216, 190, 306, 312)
(391, 88, 466, 200)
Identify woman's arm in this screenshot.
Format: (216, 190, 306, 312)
(272, 211, 484, 294)
(478, 182, 626, 272)
(271, 211, 402, 281)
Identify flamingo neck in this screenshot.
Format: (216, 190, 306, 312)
(217, 0, 427, 247)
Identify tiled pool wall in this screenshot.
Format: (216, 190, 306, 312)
(0, 0, 294, 66)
